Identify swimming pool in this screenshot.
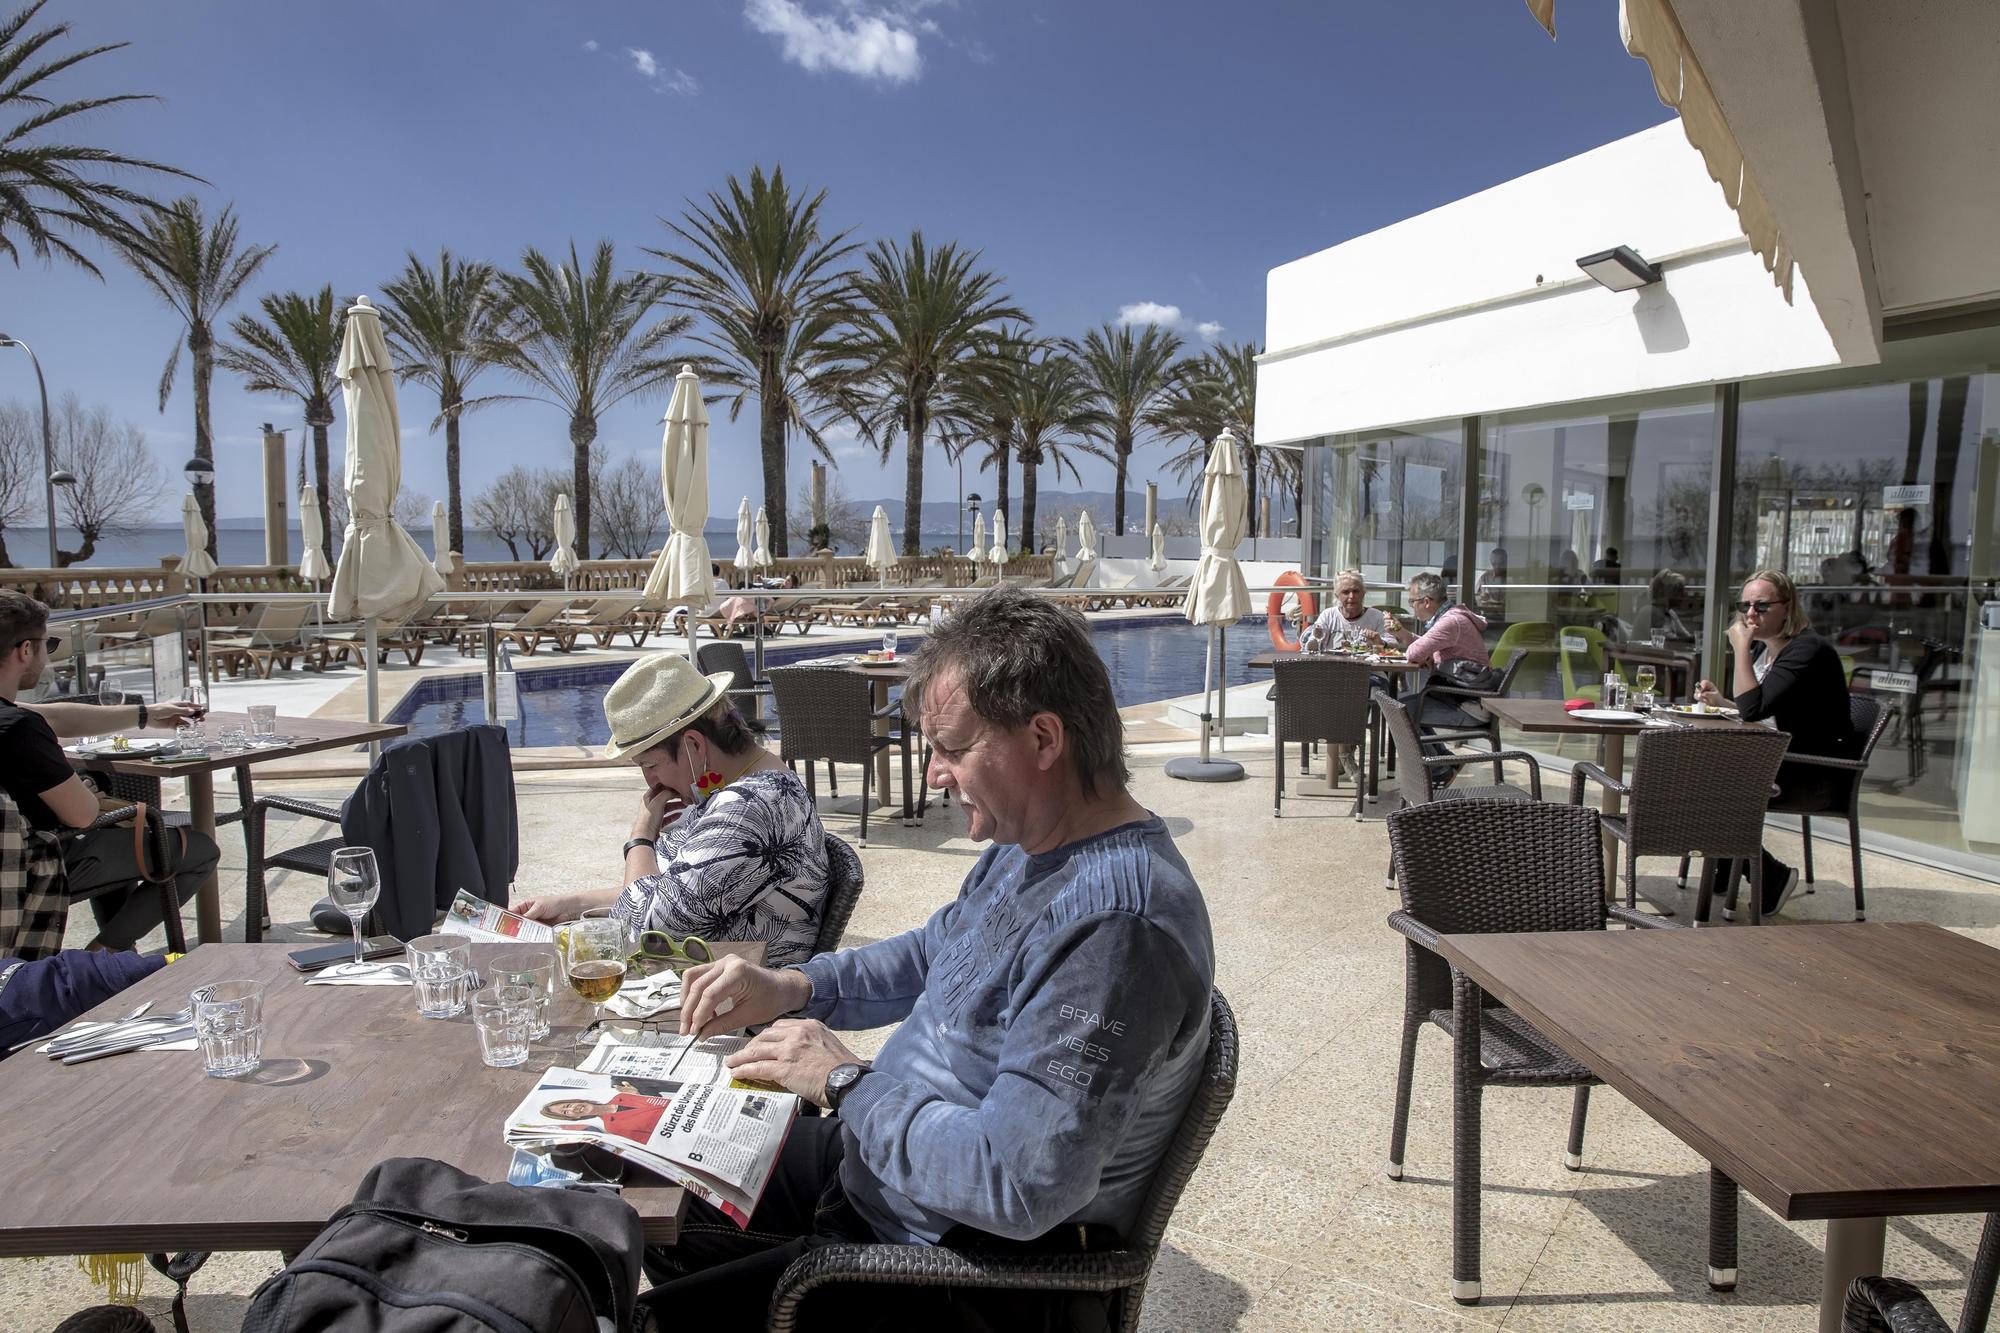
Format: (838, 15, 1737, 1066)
(388, 615, 1273, 747)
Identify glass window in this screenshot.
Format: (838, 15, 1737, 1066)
(1314, 423, 1461, 599)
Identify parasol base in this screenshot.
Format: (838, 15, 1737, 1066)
(1166, 756, 1246, 783)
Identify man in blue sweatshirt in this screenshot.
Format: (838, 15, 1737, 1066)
(647, 588, 1216, 1330)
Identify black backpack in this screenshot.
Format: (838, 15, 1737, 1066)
(241, 1157, 644, 1333)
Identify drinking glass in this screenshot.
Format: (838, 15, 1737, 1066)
(193, 980, 264, 1078)
(562, 916, 628, 1044)
(327, 847, 382, 966)
(1634, 665, 1657, 701)
(1649, 631, 1668, 650)
(247, 704, 279, 744)
(215, 721, 248, 751)
(472, 985, 534, 1067)
(491, 947, 556, 1040)
(406, 933, 472, 1019)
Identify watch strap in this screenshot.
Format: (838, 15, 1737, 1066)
(623, 836, 656, 857)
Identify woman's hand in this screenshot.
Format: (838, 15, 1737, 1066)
(1724, 615, 1753, 651)
(1695, 679, 1729, 709)
(632, 783, 686, 840)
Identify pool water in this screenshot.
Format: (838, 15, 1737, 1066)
(389, 615, 1274, 747)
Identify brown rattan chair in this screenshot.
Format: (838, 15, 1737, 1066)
(1269, 656, 1374, 818)
(1402, 648, 1531, 754)
(764, 989, 1236, 1333)
(811, 834, 864, 957)
(1373, 690, 1543, 890)
(766, 667, 914, 847)
(1383, 799, 1735, 1305)
(1570, 726, 1792, 924)
(1842, 1212, 1999, 1333)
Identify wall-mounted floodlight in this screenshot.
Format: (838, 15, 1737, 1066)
(1576, 245, 1662, 292)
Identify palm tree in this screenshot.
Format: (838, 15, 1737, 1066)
(380, 249, 505, 556)
(0, 0, 202, 276)
(1073, 322, 1182, 535)
(841, 232, 1027, 555)
(647, 165, 857, 559)
(1010, 348, 1109, 548)
(1150, 340, 1261, 534)
(216, 286, 345, 562)
(941, 324, 1035, 546)
(486, 241, 690, 558)
(118, 198, 276, 557)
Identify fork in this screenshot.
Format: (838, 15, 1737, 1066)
(46, 1003, 198, 1057)
(12, 999, 153, 1053)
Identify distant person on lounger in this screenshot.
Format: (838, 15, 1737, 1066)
(513, 653, 838, 969)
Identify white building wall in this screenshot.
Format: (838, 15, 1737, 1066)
(1258, 122, 1847, 443)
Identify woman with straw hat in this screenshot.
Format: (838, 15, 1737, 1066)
(514, 653, 841, 968)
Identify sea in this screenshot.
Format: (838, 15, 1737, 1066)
(17, 524, 970, 568)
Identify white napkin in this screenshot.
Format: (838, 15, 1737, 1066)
(306, 961, 413, 987)
(35, 1020, 196, 1053)
(601, 969, 682, 1019)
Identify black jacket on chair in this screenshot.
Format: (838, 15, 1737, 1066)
(340, 726, 519, 940)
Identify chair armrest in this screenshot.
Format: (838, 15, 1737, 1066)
(1776, 751, 1868, 772)
(1421, 681, 1500, 703)
(1568, 761, 1626, 806)
(1842, 1277, 1949, 1333)
(1607, 905, 1682, 931)
(768, 1242, 1153, 1332)
(869, 699, 904, 721)
(1386, 909, 1440, 952)
(1427, 748, 1544, 799)
(251, 794, 343, 823)
(81, 804, 142, 832)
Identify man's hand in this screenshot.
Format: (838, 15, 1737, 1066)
(148, 701, 195, 726)
(678, 953, 812, 1038)
(726, 1019, 861, 1109)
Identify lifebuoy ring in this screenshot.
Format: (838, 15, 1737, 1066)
(1267, 571, 1318, 650)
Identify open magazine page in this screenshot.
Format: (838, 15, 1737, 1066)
(504, 1067, 797, 1227)
(580, 1034, 747, 1085)
(444, 889, 554, 943)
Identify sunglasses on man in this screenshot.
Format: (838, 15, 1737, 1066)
(1733, 599, 1787, 615)
(4, 636, 58, 654)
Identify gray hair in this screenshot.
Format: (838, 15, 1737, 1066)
(1407, 572, 1447, 604)
(905, 587, 1129, 798)
(1334, 569, 1366, 594)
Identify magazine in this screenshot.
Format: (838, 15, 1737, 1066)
(503, 1066, 797, 1226)
(444, 889, 553, 943)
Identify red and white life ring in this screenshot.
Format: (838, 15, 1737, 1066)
(1267, 571, 1318, 651)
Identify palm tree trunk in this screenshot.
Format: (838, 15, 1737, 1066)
(570, 416, 596, 560)
(0, 530, 10, 567)
(760, 350, 788, 558)
(311, 413, 332, 558)
(443, 393, 464, 555)
(1020, 446, 1039, 553)
(1902, 382, 1929, 487)
(1243, 443, 1260, 539)
(993, 451, 1009, 539)
(1113, 431, 1132, 535)
(1931, 376, 1969, 575)
(190, 325, 219, 561)
(902, 396, 927, 556)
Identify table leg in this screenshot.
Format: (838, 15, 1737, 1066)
(872, 680, 892, 809)
(1819, 1216, 1886, 1333)
(1600, 732, 1626, 895)
(187, 771, 220, 944)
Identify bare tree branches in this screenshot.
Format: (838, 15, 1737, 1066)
(49, 393, 158, 565)
(594, 454, 662, 559)
(0, 401, 37, 565)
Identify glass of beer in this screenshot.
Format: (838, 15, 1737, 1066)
(562, 915, 628, 1043)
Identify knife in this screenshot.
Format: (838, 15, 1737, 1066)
(59, 1025, 194, 1064)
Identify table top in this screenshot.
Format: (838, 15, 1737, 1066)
(1432, 923, 2000, 1221)
(1247, 649, 1425, 672)
(0, 940, 758, 1256)
(1481, 696, 1759, 736)
(66, 712, 407, 778)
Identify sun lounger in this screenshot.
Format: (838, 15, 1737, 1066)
(493, 600, 577, 655)
(319, 618, 428, 668)
(563, 594, 649, 649)
(210, 605, 326, 678)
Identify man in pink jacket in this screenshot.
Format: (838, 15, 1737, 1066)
(1368, 571, 1494, 790)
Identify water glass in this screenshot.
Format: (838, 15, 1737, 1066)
(491, 948, 556, 1040)
(193, 980, 264, 1078)
(1649, 631, 1668, 650)
(472, 985, 534, 1067)
(215, 722, 248, 751)
(175, 720, 205, 753)
(406, 933, 472, 1019)
(247, 704, 279, 744)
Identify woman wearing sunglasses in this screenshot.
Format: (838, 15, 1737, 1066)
(1697, 569, 1859, 918)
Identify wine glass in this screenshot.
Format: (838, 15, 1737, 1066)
(562, 915, 629, 1045)
(1634, 664, 1658, 704)
(327, 846, 382, 966)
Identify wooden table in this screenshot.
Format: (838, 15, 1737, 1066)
(1433, 923, 2000, 1333)
(69, 713, 407, 944)
(1247, 649, 1425, 799)
(1480, 697, 1761, 885)
(0, 940, 762, 1258)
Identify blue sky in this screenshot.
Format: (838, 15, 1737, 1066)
(3, 0, 1670, 526)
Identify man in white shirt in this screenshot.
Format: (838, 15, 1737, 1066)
(1299, 570, 1387, 785)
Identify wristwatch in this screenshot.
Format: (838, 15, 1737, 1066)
(823, 1062, 872, 1113)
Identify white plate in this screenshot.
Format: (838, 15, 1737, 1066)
(1569, 709, 1646, 724)
(69, 737, 176, 756)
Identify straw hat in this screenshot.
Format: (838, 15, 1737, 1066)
(602, 653, 736, 760)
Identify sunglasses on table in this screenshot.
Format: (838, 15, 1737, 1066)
(629, 930, 714, 975)
(1733, 599, 1788, 614)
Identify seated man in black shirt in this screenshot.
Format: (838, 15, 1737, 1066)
(0, 591, 215, 949)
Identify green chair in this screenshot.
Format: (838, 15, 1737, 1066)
(1492, 621, 1558, 694)
(1557, 627, 1608, 703)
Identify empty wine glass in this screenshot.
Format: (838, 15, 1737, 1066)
(327, 846, 382, 966)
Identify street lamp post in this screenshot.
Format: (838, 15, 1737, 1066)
(0, 334, 64, 566)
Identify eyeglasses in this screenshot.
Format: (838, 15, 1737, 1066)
(1733, 599, 1787, 614)
(629, 930, 714, 976)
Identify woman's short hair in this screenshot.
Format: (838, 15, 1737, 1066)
(1407, 571, 1446, 605)
(1648, 568, 1686, 605)
(647, 698, 757, 760)
(1334, 569, 1366, 594)
(905, 587, 1127, 798)
(1745, 568, 1811, 637)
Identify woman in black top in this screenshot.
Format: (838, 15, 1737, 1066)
(1698, 569, 1858, 916)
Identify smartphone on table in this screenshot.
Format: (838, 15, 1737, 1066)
(287, 936, 405, 972)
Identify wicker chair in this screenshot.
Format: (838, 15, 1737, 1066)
(1401, 648, 1530, 756)
(1373, 690, 1543, 891)
(1844, 1213, 1999, 1333)
(1269, 657, 1374, 818)
(1383, 799, 1734, 1304)
(1570, 727, 1792, 923)
(764, 989, 1237, 1333)
(766, 667, 914, 846)
(811, 834, 864, 957)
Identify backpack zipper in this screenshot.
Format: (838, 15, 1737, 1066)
(419, 1221, 468, 1242)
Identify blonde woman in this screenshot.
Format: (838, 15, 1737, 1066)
(1696, 569, 1859, 917)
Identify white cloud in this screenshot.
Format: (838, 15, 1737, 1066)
(627, 47, 659, 77)
(743, 0, 923, 84)
(663, 68, 700, 96)
(582, 38, 599, 52)
(1117, 301, 1225, 343)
